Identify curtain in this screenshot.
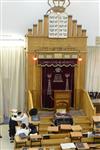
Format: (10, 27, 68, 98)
(0, 45, 25, 122)
(42, 66, 74, 108)
(85, 46, 100, 92)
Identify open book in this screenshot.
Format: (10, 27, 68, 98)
(19, 133, 27, 139)
(60, 143, 76, 150)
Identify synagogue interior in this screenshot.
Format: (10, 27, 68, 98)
(0, 0, 100, 150)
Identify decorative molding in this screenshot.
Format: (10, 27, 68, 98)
(28, 46, 77, 52)
(64, 54, 70, 59)
(47, 0, 70, 14)
(38, 53, 78, 59)
(38, 54, 44, 59)
(54, 53, 63, 58)
(71, 54, 78, 59)
(46, 54, 53, 58)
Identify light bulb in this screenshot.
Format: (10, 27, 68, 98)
(78, 56, 82, 61)
(33, 55, 38, 61)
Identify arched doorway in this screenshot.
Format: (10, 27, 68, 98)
(38, 59, 77, 108)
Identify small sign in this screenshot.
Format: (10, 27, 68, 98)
(49, 13, 68, 38)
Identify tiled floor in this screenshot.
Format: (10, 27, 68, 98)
(0, 125, 14, 150)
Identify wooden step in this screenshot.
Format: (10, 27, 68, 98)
(39, 123, 51, 134)
(73, 116, 91, 124)
(75, 124, 92, 132)
(73, 116, 92, 132)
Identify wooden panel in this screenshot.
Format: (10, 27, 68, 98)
(82, 29, 87, 37)
(77, 25, 82, 37)
(92, 99, 100, 113)
(38, 20, 43, 36)
(80, 89, 96, 121)
(68, 15, 72, 37)
(41, 138, 70, 146)
(44, 15, 48, 37)
(33, 24, 37, 36)
(54, 90, 71, 99)
(28, 90, 34, 111)
(28, 28, 33, 36)
(72, 20, 77, 37)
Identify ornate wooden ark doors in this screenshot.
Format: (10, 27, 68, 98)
(38, 59, 77, 109)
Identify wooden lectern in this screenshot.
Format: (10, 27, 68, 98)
(54, 90, 71, 112)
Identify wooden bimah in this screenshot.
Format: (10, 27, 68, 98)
(54, 90, 71, 112)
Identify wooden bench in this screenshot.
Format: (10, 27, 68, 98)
(49, 133, 70, 139)
(70, 132, 82, 143)
(41, 138, 71, 146)
(89, 144, 100, 149)
(71, 125, 82, 132)
(47, 126, 59, 133)
(14, 135, 28, 148)
(14, 145, 61, 150)
(81, 137, 94, 143)
(30, 134, 42, 147)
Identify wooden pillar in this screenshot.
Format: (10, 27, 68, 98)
(82, 29, 86, 37)
(44, 15, 48, 37)
(75, 59, 81, 109)
(28, 28, 32, 36)
(35, 66, 42, 109)
(33, 58, 38, 107)
(68, 15, 72, 37)
(72, 20, 77, 37)
(27, 54, 33, 91)
(77, 25, 82, 37)
(38, 20, 43, 36)
(33, 24, 37, 36)
(25, 52, 28, 111)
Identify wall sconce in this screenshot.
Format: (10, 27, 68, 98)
(32, 51, 38, 61)
(33, 55, 38, 61)
(78, 52, 82, 62)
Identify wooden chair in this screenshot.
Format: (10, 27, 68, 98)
(56, 100, 69, 113)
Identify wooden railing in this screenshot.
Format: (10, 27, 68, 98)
(28, 90, 34, 111)
(80, 89, 96, 120)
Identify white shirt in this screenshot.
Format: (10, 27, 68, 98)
(16, 113, 29, 127)
(11, 113, 29, 127)
(15, 128, 30, 136)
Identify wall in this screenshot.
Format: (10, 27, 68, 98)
(0, 0, 99, 45)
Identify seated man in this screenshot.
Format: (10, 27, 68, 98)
(28, 123, 38, 135)
(9, 110, 29, 142)
(29, 108, 40, 121)
(16, 111, 29, 127)
(15, 123, 30, 137)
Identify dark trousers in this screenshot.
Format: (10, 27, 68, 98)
(9, 118, 18, 137)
